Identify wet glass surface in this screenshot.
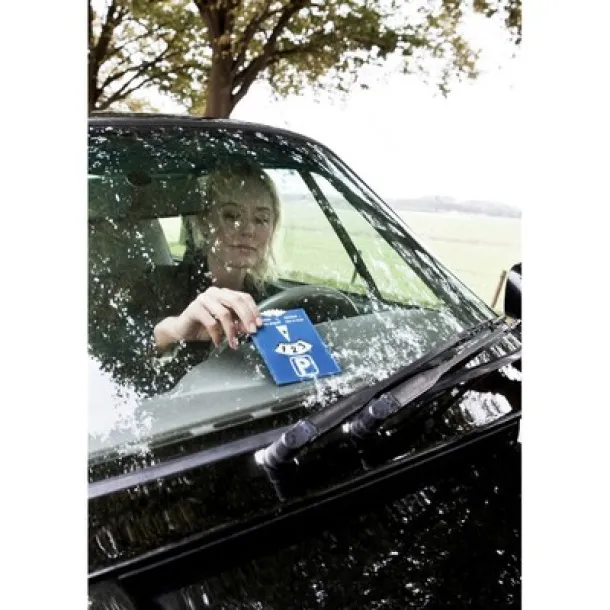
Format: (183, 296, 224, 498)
(88, 122, 498, 460)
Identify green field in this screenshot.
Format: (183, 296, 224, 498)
(399, 211, 522, 307)
(276, 205, 521, 308)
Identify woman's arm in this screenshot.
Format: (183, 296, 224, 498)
(153, 316, 187, 353)
(153, 286, 263, 352)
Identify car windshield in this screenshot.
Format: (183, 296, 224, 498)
(88, 120, 495, 462)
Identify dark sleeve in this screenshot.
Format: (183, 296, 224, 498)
(88, 269, 209, 398)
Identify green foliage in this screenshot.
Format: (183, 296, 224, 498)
(89, 0, 210, 110)
(88, 0, 521, 116)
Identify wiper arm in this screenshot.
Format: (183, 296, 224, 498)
(257, 316, 517, 470)
(345, 322, 520, 439)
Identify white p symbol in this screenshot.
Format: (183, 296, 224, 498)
(290, 355, 319, 378)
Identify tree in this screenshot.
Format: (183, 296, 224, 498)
(89, 0, 521, 117)
(88, 0, 209, 111)
(192, 0, 521, 117)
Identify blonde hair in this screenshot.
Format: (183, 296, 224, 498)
(192, 164, 281, 292)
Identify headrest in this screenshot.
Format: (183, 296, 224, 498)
(88, 173, 205, 220)
(89, 217, 174, 274)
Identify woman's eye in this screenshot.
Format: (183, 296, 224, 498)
(223, 211, 240, 222)
(255, 216, 270, 226)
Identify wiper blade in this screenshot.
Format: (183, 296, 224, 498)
(425, 347, 521, 397)
(346, 322, 520, 439)
(257, 316, 517, 470)
(347, 345, 521, 443)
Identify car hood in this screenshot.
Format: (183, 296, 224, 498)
(156, 444, 521, 610)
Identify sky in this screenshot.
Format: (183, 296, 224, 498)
(156, 12, 522, 208)
(232, 66, 521, 206)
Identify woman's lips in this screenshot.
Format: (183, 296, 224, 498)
(232, 245, 257, 252)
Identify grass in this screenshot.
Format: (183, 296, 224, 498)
(399, 211, 521, 307)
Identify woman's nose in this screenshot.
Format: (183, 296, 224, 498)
(239, 217, 255, 236)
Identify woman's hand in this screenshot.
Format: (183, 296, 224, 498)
(154, 287, 263, 352)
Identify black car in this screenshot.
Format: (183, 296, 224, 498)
(88, 114, 522, 609)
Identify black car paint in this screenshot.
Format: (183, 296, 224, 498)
(88, 115, 522, 609)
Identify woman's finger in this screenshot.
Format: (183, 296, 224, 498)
(198, 293, 238, 349)
(238, 291, 263, 327)
(217, 289, 259, 334)
(189, 301, 222, 346)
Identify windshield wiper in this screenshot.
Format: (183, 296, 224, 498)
(257, 317, 520, 470)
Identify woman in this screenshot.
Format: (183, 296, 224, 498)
(154, 163, 282, 353)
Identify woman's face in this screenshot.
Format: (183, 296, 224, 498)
(204, 173, 276, 270)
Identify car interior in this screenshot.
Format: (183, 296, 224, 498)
(88, 169, 382, 325)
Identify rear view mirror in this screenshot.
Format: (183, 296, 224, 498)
(504, 263, 522, 320)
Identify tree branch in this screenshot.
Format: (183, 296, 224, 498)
(232, 0, 276, 73)
(104, 26, 163, 61)
(88, 1, 97, 101)
(90, 0, 126, 108)
(266, 0, 309, 50)
(99, 45, 179, 92)
(232, 0, 307, 95)
(271, 41, 320, 60)
(88, 0, 94, 52)
(94, 0, 123, 68)
(194, 0, 238, 40)
(98, 74, 159, 109)
(114, 3, 128, 22)
(192, 1, 215, 38)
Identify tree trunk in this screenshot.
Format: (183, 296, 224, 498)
(205, 55, 234, 118)
(88, 1, 99, 112)
(88, 67, 100, 111)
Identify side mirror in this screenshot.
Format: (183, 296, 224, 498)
(504, 263, 522, 319)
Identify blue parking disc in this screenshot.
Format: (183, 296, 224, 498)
(252, 308, 341, 385)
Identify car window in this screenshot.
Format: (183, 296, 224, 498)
(88, 124, 494, 462)
(159, 217, 185, 259)
(311, 173, 440, 307)
(266, 168, 368, 295)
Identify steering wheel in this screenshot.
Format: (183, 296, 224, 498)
(258, 284, 360, 324)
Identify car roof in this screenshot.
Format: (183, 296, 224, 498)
(88, 112, 326, 150)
